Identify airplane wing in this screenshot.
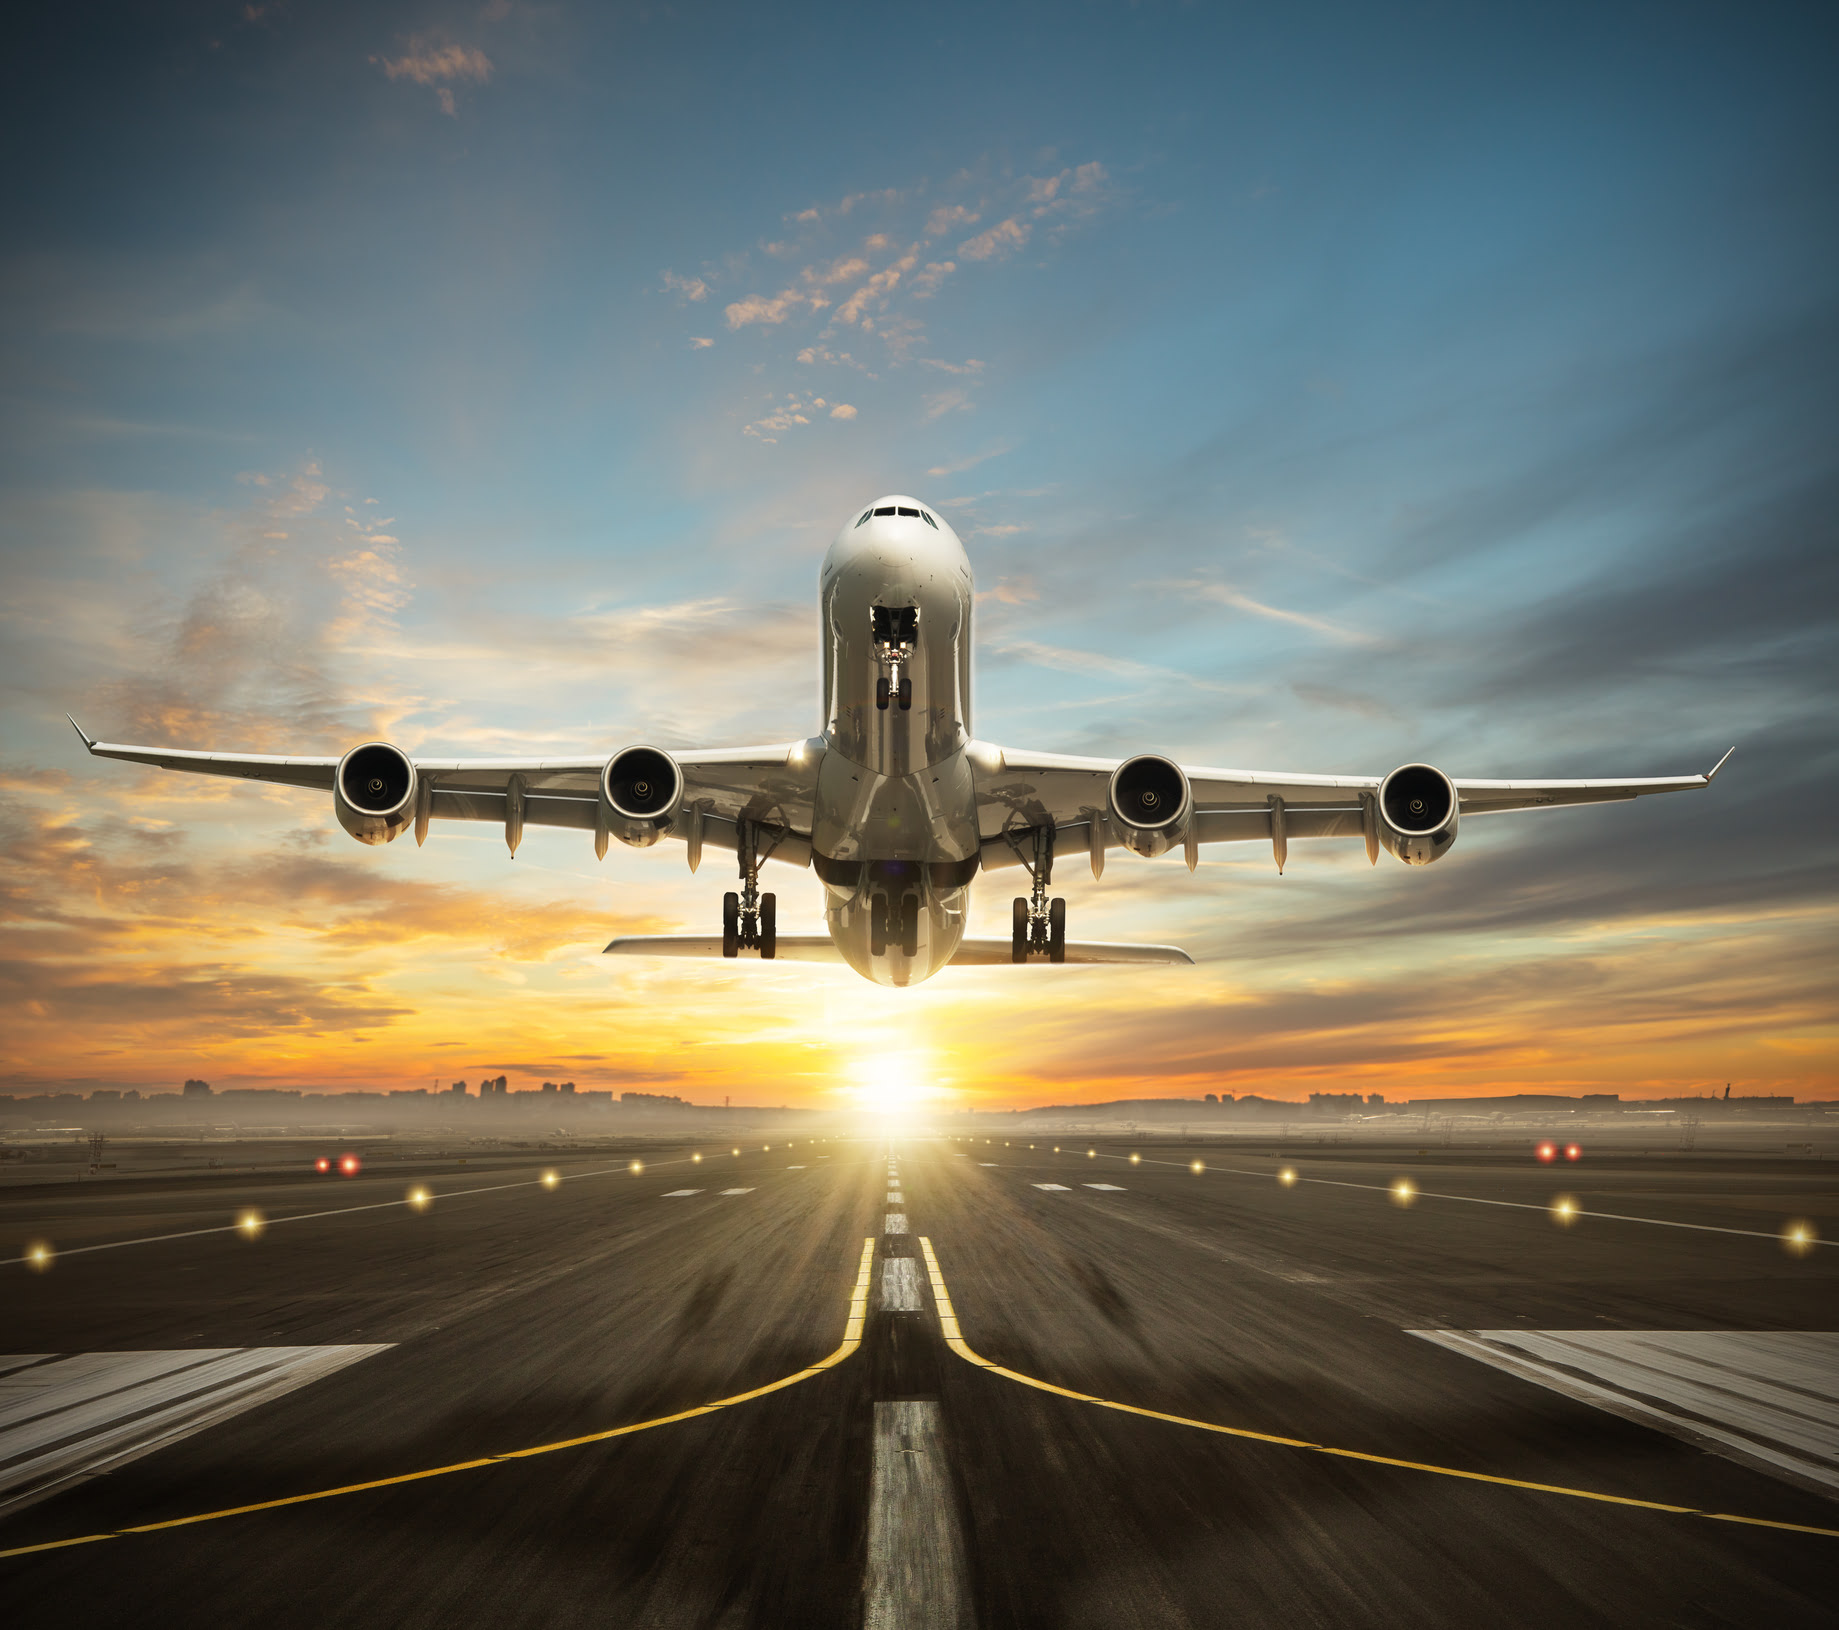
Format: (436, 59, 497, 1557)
(67, 717, 820, 867)
(973, 743, 1733, 874)
(605, 935, 1193, 966)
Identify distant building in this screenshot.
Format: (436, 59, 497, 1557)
(182, 1079, 213, 1098)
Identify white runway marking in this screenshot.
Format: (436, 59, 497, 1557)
(1032, 1183, 1070, 1191)
(1083, 1183, 1126, 1191)
(661, 1189, 704, 1198)
(880, 1258, 923, 1313)
(887, 1192, 904, 1203)
(978, 1162, 998, 1167)
(1414, 1329, 1839, 1495)
(885, 1214, 909, 1235)
(718, 1188, 755, 1196)
(0, 1346, 389, 1517)
(786, 1164, 806, 1169)
(864, 1399, 971, 1630)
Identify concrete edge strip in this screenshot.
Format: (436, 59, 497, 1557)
(0, 1237, 877, 1562)
(914, 1236, 1839, 1543)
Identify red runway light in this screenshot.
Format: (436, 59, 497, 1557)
(1536, 1142, 1557, 1163)
(1565, 1144, 1582, 1161)
(314, 1157, 330, 1174)
(338, 1154, 360, 1176)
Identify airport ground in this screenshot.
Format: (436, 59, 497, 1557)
(0, 1132, 1835, 1628)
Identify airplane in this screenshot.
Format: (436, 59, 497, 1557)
(70, 494, 1732, 988)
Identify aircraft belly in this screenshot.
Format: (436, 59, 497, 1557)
(811, 748, 979, 986)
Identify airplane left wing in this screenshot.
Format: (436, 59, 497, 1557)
(974, 742, 1732, 874)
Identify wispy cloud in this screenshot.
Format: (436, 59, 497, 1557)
(661, 270, 709, 302)
(1170, 580, 1380, 646)
(958, 218, 1029, 262)
(373, 40, 493, 116)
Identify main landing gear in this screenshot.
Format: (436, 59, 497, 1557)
(870, 891, 920, 958)
(721, 819, 777, 958)
(1007, 823, 1066, 963)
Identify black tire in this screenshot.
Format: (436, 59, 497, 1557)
(876, 676, 890, 711)
(897, 676, 913, 711)
(870, 895, 887, 956)
(1012, 896, 1028, 963)
(760, 893, 776, 959)
(721, 892, 739, 958)
(901, 893, 919, 957)
(1049, 897, 1067, 964)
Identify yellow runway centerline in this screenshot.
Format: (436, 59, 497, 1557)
(0, 1237, 877, 1562)
(916, 1237, 1839, 1542)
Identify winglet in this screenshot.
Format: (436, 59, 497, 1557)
(66, 714, 97, 752)
(1704, 746, 1735, 783)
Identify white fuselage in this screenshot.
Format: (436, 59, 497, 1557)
(813, 497, 980, 986)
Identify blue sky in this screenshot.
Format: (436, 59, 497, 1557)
(2, 1, 1834, 1102)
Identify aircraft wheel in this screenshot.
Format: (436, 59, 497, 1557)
(870, 894, 888, 956)
(760, 893, 776, 959)
(1012, 896, 1028, 963)
(722, 892, 739, 958)
(876, 676, 890, 711)
(897, 676, 913, 711)
(1049, 896, 1066, 964)
(901, 893, 919, 957)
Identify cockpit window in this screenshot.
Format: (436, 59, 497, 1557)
(897, 506, 919, 517)
(873, 506, 896, 516)
(920, 510, 938, 528)
(856, 509, 872, 527)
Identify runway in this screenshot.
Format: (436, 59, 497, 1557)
(0, 1137, 1834, 1627)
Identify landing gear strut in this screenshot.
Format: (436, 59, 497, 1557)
(1006, 823, 1065, 963)
(721, 819, 777, 958)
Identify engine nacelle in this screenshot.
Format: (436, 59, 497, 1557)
(1107, 753, 1193, 859)
(600, 745, 684, 849)
(335, 742, 417, 845)
(1377, 763, 1459, 865)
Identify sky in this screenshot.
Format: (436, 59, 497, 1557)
(2, 1, 1835, 1111)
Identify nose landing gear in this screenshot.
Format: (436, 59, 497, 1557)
(870, 891, 921, 957)
(1006, 822, 1066, 963)
(720, 819, 778, 958)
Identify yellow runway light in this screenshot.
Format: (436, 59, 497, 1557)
(406, 1186, 432, 1212)
(541, 1170, 560, 1190)
(1129, 1152, 1141, 1165)
(692, 1152, 702, 1164)
(1783, 1220, 1818, 1257)
(1087, 1149, 1096, 1158)
(1190, 1160, 1205, 1174)
(629, 1160, 644, 1175)
(26, 1240, 54, 1271)
(1551, 1195, 1579, 1227)
(237, 1209, 265, 1240)
(1278, 1167, 1297, 1187)
(1391, 1178, 1417, 1207)
(732, 1148, 740, 1156)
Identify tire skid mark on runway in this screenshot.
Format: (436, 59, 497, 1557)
(1095, 1152, 1835, 1249)
(915, 1237, 1839, 1543)
(0, 1238, 878, 1562)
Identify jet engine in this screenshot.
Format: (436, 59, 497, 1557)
(335, 742, 417, 845)
(1107, 753, 1192, 859)
(600, 745, 684, 849)
(1377, 763, 1458, 865)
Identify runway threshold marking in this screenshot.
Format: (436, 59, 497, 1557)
(0, 1237, 878, 1562)
(914, 1237, 1839, 1543)
(1093, 1152, 1834, 1250)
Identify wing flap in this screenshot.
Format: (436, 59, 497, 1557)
(949, 939, 1194, 966)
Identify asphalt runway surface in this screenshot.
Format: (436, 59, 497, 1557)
(1, 1136, 1834, 1628)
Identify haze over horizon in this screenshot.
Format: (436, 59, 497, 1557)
(3, 2, 1834, 1112)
